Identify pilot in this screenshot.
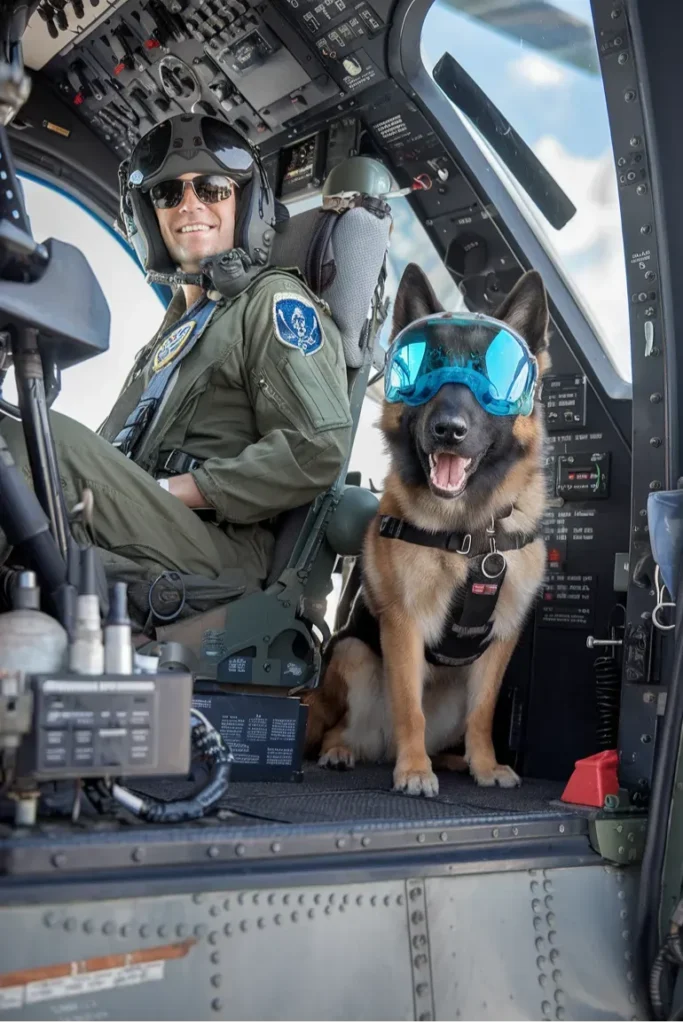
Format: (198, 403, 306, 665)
(0, 113, 352, 626)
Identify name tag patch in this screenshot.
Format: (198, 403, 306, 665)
(273, 293, 324, 355)
(153, 320, 196, 373)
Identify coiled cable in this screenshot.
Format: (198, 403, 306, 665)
(595, 604, 625, 750)
(595, 653, 621, 749)
(109, 708, 233, 824)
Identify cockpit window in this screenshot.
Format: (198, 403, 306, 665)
(11, 175, 163, 428)
(376, 195, 465, 355)
(421, 0, 631, 383)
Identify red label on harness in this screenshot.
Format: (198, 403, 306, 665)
(472, 583, 498, 596)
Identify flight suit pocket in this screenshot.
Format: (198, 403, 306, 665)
(278, 354, 351, 434)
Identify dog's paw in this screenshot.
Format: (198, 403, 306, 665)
(471, 762, 521, 788)
(393, 761, 439, 798)
(318, 746, 355, 770)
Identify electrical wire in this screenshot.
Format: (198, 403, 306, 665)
(595, 652, 621, 749)
(654, 564, 676, 632)
(650, 931, 683, 1020)
(109, 708, 233, 824)
(595, 603, 626, 750)
(651, 943, 673, 1020)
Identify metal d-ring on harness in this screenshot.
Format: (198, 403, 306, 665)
(482, 515, 508, 583)
(377, 510, 537, 667)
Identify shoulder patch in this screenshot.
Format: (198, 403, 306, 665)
(153, 320, 196, 373)
(272, 292, 324, 355)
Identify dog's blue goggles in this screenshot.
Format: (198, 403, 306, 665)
(384, 312, 538, 416)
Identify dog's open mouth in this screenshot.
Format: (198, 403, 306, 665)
(428, 452, 472, 497)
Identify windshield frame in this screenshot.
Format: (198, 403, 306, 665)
(14, 162, 170, 308)
(386, 0, 631, 404)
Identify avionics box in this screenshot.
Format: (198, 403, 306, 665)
(192, 686, 307, 782)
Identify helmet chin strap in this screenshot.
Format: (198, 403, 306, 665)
(146, 246, 266, 300)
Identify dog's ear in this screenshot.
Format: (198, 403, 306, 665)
(391, 263, 445, 339)
(492, 270, 549, 356)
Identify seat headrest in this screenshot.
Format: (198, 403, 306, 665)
(271, 204, 391, 368)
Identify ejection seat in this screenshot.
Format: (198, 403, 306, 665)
(155, 191, 392, 691)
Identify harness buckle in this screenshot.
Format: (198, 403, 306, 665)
(160, 449, 205, 476)
(379, 515, 403, 539)
(451, 532, 471, 555)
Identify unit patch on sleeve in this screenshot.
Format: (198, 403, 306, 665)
(273, 293, 324, 355)
(153, 320, 196, 373)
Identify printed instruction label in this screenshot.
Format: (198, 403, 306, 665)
(1, 962, 164, 1010)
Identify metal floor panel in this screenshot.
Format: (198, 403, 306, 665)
(427, 866, 641, 1021)
(0, 865, 645, 1021)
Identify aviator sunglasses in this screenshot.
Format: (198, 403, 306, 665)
(148, 174, 235, 209)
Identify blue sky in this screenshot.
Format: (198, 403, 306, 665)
(421, 0, 608, 163)
(419, 0, 631, 381)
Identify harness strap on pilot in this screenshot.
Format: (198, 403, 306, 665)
(157, 449, 205, 477)
(112, 296, 218, 460)
(377, 510, 539, 667)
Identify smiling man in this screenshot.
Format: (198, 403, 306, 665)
(0, 113, 352, 628)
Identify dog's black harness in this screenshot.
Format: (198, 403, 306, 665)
(364, 510, 538, 668)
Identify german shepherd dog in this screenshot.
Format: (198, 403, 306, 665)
(304, 263, 551, 797)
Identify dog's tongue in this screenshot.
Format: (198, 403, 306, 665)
(432, 453, 470, 491)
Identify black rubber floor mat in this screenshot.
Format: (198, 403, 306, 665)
(128, 763, 574, 826)
(220, 764, 569, 824)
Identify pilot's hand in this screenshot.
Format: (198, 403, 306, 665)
(164, 473, 210, 509)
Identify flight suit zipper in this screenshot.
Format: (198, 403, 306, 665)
(255, 372, 298, 429)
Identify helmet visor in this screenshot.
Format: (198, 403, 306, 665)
(128, 117, 255, 190)
(201, 118, 254, 182)
(130, 119, 172, 181)
(385, 314, 538, 416)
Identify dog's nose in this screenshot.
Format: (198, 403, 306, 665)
(431, 414, 469, 445)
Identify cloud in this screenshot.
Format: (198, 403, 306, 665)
(510, 54, 567, 88)
(529, 136, 631, 382)
(453, 126, 631, 382)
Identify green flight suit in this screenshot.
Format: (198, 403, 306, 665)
(0, 267, 352, 625)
